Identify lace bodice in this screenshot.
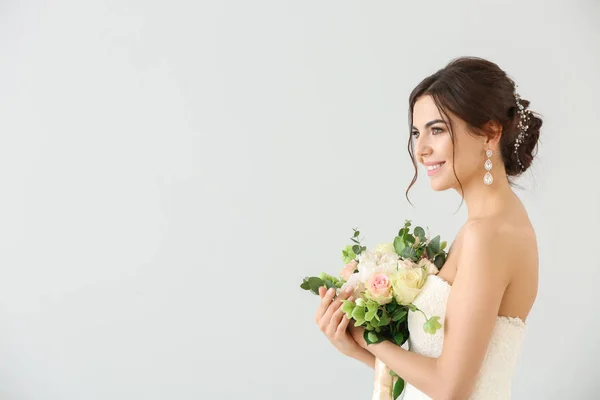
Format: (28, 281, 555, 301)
(402, 275, 526, 400)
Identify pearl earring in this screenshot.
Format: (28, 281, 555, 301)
(484, 149, 493, 185)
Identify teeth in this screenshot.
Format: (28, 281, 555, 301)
(427, 163, 444, 171)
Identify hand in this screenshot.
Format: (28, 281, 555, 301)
(315, 286, 363, 358)
(347, 322, 368, 349)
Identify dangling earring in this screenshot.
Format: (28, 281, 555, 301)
(484, 149, 493, 185)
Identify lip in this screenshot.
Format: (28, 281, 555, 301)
(425, 161, 445, 176)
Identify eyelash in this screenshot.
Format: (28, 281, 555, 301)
(411, 127, 445, 139)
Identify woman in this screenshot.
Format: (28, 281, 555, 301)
(314, 56, 541, 399)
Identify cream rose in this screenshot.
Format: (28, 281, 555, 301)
(418, 258, 439, 275)
(366, 273, 393, 305)
(391, 267, 427, 305)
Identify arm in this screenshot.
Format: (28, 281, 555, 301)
(350, 346, 376, 369)
(359, 224, 513, 399)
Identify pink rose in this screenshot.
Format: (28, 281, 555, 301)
(367, 273, 393, 305)
(340, 260, 358, 281)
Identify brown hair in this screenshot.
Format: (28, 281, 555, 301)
(405, 56, 543, 206)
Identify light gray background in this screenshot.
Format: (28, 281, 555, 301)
(0, 1, 598, 399)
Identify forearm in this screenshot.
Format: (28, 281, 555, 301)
(367, 340, 444, 398)
(350, 347, 376, 369)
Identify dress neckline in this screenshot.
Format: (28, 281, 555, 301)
(427, 274, 527, 328)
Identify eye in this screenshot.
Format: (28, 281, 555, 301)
(431, 127, 445, 134)
(411, 131, 420, 139)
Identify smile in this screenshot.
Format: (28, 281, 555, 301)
(427, 162, 445, 176)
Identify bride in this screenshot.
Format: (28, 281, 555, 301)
(314, 56, 541, 399)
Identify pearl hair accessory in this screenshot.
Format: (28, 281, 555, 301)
(513, 85, 532, 172)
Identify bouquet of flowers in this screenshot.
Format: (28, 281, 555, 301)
(300, 220, 448, 400)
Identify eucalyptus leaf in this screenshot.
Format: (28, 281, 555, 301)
(414, 226, 426, 241)
(434, 253, 446, 269)
(394, 236, 406, 255)
(429, 235, 441, 253)
(307, 277, 324, 294)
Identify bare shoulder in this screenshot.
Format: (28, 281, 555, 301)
(458, 219, 535, 277)
(458, 217, 538, 291)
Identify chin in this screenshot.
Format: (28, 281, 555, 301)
(429, 176, 452, 191)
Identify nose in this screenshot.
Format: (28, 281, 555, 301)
(414, 134, 432, 161)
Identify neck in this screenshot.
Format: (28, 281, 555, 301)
(457, 168, 517, 220)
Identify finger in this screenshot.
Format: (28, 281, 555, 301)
(318, 286, 325, 298)
(334, 286, 354, 304)
(330, 304, 345, 328)
(335, 313, 351, 336)
(320, 300, 341, 331)
(315, 288, 336, 323)
(326, 306, 344, 337)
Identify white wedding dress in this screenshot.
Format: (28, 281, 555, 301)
(402, 274, 526, 400)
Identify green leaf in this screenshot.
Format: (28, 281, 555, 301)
(379, 312, 391, 326)
(393, 332, 405, 346)
(426, 245, 435, 259)
(351, 238, 359, 244)
(414, 226, 426, 241)
(401, 246, 417, 260)
(366, 299, 379, 312)
(393, 377, 405, 400)
(387, 302, 398, 313)
(392, 309, 407, 322)
(365, 308, 377, 322)
(307, 277, 324, 294)
(407, 303, 418, 312)
(367, 331, 378, 343)
(352, 306, 366, 322)
(424, 316, 443, 334)
(341, 245, 357, 264)
(300, 280, 310, 290)
(405, 234, 415, 245)
(341, 300, 355, 315)
(441, 241, 447, 250)
(393, 236, 406, 255)
(354, 230, 360, 238)
(429, 235, 441, 254)
(352, 245, 360, 254)
(434, 253, 446, 269)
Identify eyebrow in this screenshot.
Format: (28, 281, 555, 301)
(411, 119, 447, 131)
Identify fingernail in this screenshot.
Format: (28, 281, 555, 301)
(344, 286, 353, 294)
(328, 288, 335, 294)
